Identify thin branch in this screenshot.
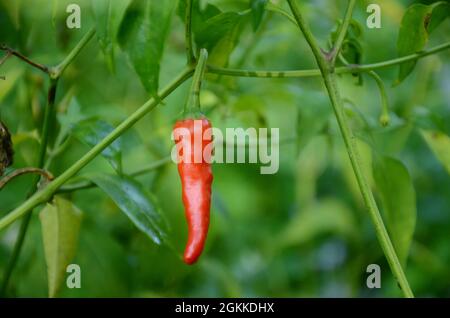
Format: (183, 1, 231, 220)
(0, 67, 194, 232)
(0, 168, 54, 190)
(57, 157, 172, 194)
(367, 71, 390, 127)
(287, 0, 414, 298)
(0, 78, 59, 295)
(38, 80, 59, 168)
(1, 27, 95, 295)
(185, 0, 195, 65)
(287, 0, 327, 70)
(339, 54, 390, 127)
(0, 51, 12, 66)
(329, 0, 356, 64)
(0, 44, 49, 74)
(206, 41, 450, 78)
(49, 27, 96, 79)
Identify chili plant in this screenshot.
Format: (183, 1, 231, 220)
(0, 0, 449, 297)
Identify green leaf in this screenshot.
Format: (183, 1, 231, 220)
(177, 0, 221, 33)
(373, 156, 416, 266)
(39, 196, 83, 298)
(73, 118, 122, 173)
(428, 2, 450, 33)
(178, 0, 247, 66)
(87, 173, 169, 245)
(373, 121, 413, 156)
(250, 0, 267, 31)
(196, 11, 248, 67)
(118, 0, 175, 95)
(396, 2, 449, 85)
(92, 0, 131, 72)
(421, 130, 450, 175)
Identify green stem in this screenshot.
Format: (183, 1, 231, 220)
(0, 78, 58, 295)
(185, 0, 195, 65)
(287, 0, 414, 298)
(287, 0, 327, 70)
(329, 0, 356, 64)
(339, 54, 390, 127)
(0, 168, 54, 190)
(367, 71, 390, 127)
(325, 74, 413, 298)
(265, 3, 297, 26)
(185, 48, 208, 113)
(38, 80, 58, 167)
(1, 28, 96, 295)
(49, 27, 95, 79)
(206, 41, 450, 78)
(0, 68, 193, 232)
(57, 156, 172, 193)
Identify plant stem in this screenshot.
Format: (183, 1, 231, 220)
(0, 28, 95, 295)
(185, 0, 195, 65)
(287, 0, 327, 70)
(340, 53, 390, 127)
(367, 71, 390, 126)
(0, 44, 49, 74)
(329, 0, 356, 64)
(185, 48, 208, 113)
(49, 27, 95, 79)
(265, 3, 297, 26)
(0, 51, 12, 66)
(0, 68, 193, 232)
(0, 78, 58, 295)
(325, 74, 414, 298)
(206, 41, 450, 78)
(0, 168, 54, 190)
(38, 80, 58, 167)
(287, 0, 414, 298)
(57, 156, 172, 193)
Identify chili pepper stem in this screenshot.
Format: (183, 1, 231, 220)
(184, 48, 209, 117)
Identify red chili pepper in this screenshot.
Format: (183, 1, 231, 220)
(174, 117, 213, 264)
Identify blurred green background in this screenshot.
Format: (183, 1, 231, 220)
(0, 0, 449, 297)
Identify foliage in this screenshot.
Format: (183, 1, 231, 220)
(0, 0, 449, 298)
